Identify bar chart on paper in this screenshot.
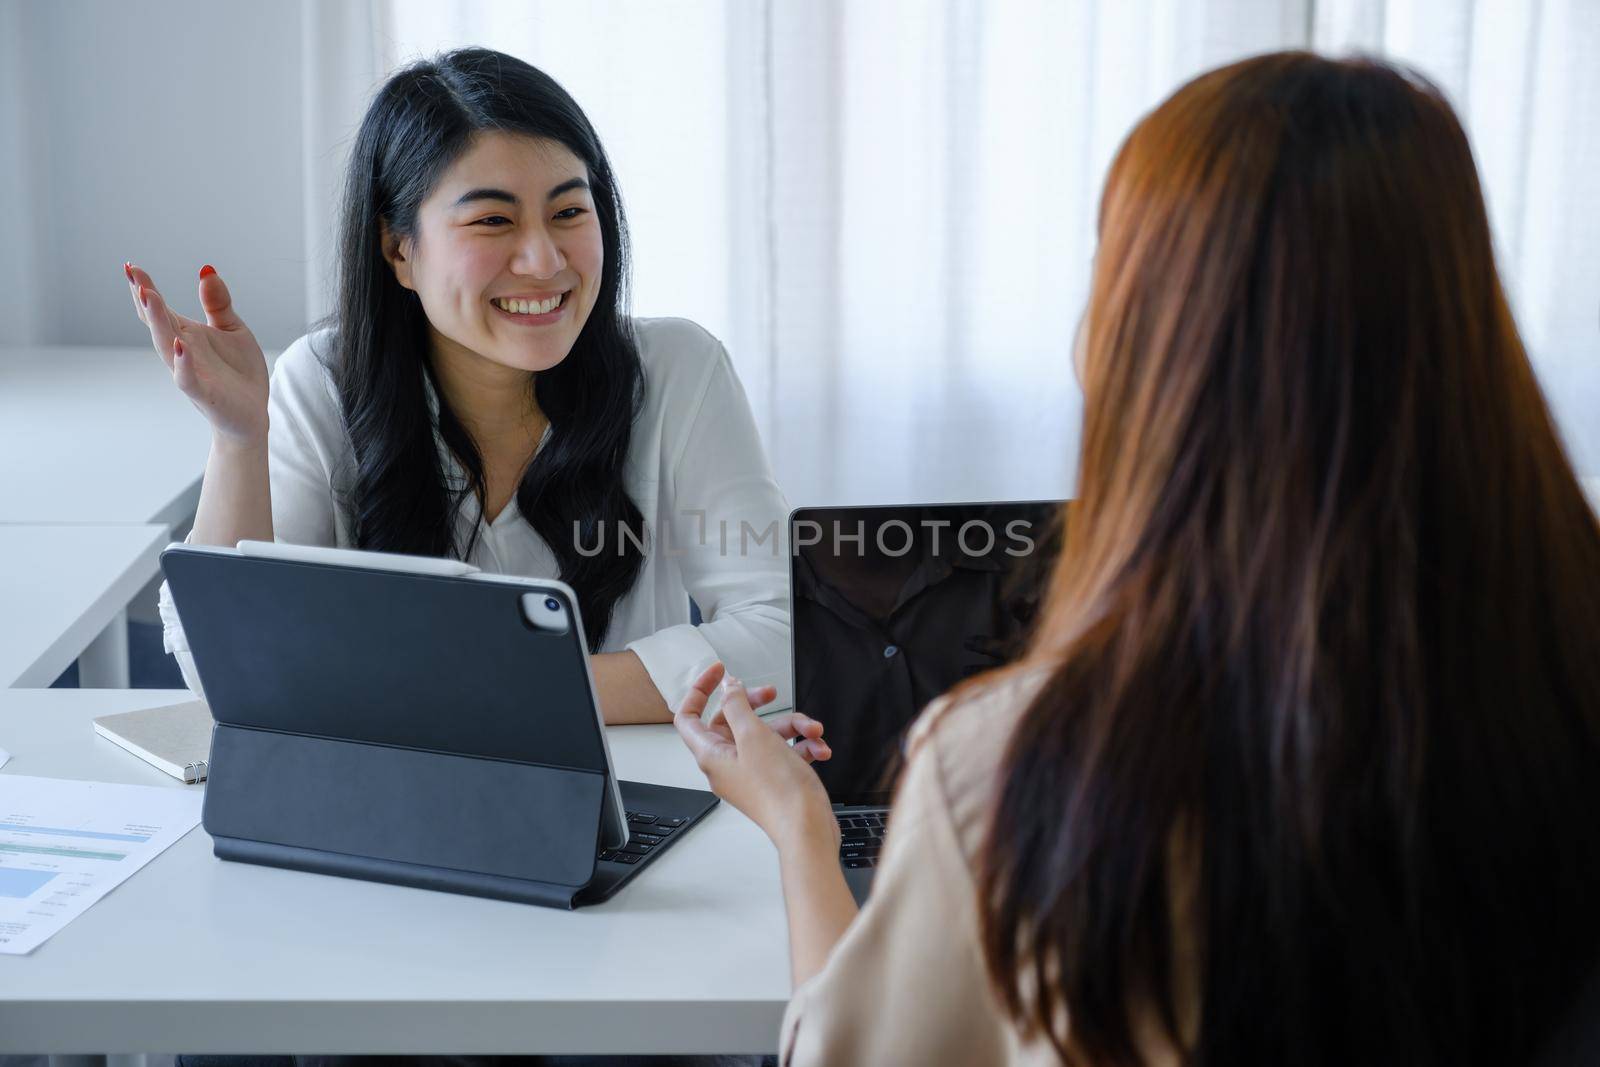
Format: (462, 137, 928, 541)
(0, 775, 202, 954)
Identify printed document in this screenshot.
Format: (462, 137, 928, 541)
(0, 775, 202, 954)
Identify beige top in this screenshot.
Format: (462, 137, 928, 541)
(779, 665, 1065, 1065)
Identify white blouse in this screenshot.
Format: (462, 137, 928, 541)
(158, 317, 793, 712)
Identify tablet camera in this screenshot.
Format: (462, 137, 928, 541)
(521, 592, 570, 635)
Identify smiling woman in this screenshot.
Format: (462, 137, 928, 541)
(395, 147, 604, 380)
(126, 48, 795, 729)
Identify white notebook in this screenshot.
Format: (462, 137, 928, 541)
(92, 700, 214, 783)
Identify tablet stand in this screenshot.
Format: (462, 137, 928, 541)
(203, 723, 609, 909)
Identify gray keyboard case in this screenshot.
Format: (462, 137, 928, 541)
(161, 545, 716, 909)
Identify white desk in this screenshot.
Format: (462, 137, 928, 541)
(0, 689, 792, 1056)
(0, 346, 226, 529)
(0, 345, 276, 687)
(0, 526, 169, 688)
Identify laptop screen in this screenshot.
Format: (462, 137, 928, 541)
(789, 501, 1067, 807)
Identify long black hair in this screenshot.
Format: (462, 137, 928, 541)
(322, 47, 646, 650)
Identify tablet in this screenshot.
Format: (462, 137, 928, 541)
(162, 541, 629, 850)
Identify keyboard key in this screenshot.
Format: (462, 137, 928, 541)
(844, 858, 874, 869)
(841, 826, 872, 840)
(840, 847, 873, 860)
(599, 850, 618, 861)
(628, 813, 659, 826)
(660, 817, 686, 828)
(630, 832, 663, 847)
(616, 852, 642, 864)
(621, 841, 654, 855)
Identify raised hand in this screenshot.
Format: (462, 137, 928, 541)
(124, 262, 270, 446)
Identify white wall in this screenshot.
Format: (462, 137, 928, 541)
(0, 0, 310, 351)
(1, 0, 1592, 485)
(0, 1, 43, 344)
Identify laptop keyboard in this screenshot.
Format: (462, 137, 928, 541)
(837, 810, 887, 868)
(597, 810, 688, 865)
(599, 809, 889, 869)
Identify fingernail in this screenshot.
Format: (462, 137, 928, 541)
(123, 262, 133, 282)
(199, 264, 216, 279)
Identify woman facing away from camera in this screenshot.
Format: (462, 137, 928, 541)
(676, 52, 1600, 1065)
(125, 48, 822, 743)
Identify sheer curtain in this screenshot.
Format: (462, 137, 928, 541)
(1314, 0, 1600, 486)
(300, 0, 1597, 509)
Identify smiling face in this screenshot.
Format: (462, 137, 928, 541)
(383, 132, 604, 378)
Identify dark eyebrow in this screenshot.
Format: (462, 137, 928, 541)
(451, 178, 590, 209)
(452, 187, 520, 208)
(545, 177, 590, 200)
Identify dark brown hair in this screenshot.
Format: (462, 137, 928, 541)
(978, 52, 1600, 1066)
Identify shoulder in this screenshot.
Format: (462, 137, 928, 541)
(899, 662, 1055, 866)
(633, 315, 728, 367)
(631, 316, 740, 416)
(268, 326, 342, 425)
(629, 317, 763, 479)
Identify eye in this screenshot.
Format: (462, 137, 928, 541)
(553, 206, 588, 221)
(474, 216, 512, 227)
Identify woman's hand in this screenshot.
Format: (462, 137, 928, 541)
(124, 262, 270, 447)
(678, 663, 857, 988)
(674, 661, 838, 851)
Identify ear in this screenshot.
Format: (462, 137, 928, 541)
(380, 221, 416, 292)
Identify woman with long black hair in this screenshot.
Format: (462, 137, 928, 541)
(128, 48, 819, 735)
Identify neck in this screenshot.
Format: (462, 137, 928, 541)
(426, 326, 544, 441)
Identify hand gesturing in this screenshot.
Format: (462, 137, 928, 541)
(124, 262, 269, 446)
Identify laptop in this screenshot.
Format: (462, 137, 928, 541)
(789, 501, 1066, 903)
(162, 540, 718, 908)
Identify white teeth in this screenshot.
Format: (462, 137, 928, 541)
(495, 294, 564, 315)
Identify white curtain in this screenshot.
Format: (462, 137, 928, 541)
(296, 0, 1596, 509)
(1313, 0, 1600, 481)
(299, 0, 394, 330)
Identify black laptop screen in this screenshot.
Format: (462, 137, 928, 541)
(790, 501, 1066, 807)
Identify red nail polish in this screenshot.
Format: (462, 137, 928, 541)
(199, 264, 216, 279)
(123, 262, 133, 282)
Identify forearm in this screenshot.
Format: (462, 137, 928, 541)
(776, 815, 860, 988)
(189, 435, 273, 547)
(590, 649, 671, 724)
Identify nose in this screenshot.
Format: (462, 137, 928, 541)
(513, 223, 566, 279)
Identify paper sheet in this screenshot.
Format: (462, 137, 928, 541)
(0, 775, 202, 954)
